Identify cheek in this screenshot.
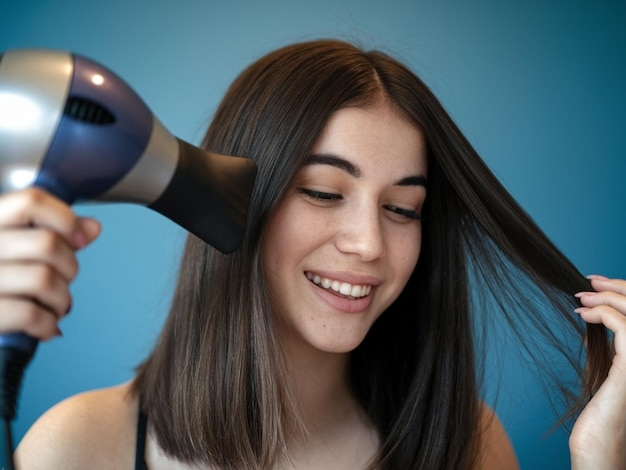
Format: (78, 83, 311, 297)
(261, 202, 315, 281)
(395, 229, 422, 284)
(263, 198, 330, 260)
(261, 228, 292, 318)
(261, 218, 290, 284)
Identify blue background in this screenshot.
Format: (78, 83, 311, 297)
(1, 1, 625, 468)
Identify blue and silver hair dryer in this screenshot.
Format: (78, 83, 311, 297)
(0, 48, 256, 461)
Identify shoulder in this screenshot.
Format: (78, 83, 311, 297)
(15, 382, 139, 470)
(475, 403, 519, 470)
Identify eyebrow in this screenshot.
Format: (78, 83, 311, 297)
(305, 153, 427, 187)
(306, 154, 361, 177)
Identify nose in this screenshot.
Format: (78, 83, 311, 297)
(334, 204, 386, 261)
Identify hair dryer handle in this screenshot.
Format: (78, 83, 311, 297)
(0, 334, 37, 422)
(0, 334, 37, 354)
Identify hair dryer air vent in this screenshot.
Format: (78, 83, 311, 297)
(64, 96, 116, 125)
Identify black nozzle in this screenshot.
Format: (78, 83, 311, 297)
(149, 141, 257, 253)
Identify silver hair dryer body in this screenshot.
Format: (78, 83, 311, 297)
(0, 49, 256, 252)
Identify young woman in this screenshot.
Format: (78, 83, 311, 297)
(5, 40, 626, 469)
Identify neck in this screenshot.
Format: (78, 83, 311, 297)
(280, 339, 379, 467)
(283, 338, 360, 435)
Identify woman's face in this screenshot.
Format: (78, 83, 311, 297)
(263, 102, 427, 355)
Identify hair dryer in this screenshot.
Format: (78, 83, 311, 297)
(0, 48, 256, 462)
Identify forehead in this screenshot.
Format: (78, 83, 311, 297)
(311, 103, 428, 175)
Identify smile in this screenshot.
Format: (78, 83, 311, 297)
(305, 272, 373, 298)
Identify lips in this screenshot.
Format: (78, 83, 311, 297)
(305, 270, 376, 314)
(305, 271, 372, 298)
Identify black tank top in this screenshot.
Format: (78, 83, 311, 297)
(135, 408, 148, 470)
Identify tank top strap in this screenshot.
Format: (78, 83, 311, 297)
(135, 405, 148, 470)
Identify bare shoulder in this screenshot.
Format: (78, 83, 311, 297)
(15, 382, 138, 470)
(476, 403, 519, 470)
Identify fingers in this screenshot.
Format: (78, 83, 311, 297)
(570, 278, 626, 466)
(0, 188, 101, 341)
(0, 298, 62, 341)
(0, 229, 79, 281)
(587, 275, 626, 296)
(0, 187, 94, 249)
(576, 276, 626, 315)
(0, 263, 73, 318)
(576, 291, 626, 318)
(576, 276, 626, 355)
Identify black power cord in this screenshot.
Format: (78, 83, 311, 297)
(0, 345, 36, 470)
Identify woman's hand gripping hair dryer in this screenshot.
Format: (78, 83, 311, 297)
(0, 48, 257, 460)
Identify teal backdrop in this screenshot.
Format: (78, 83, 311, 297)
(1, 1, 625, 468)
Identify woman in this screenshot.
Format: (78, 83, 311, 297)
(7, 40, 626, 468)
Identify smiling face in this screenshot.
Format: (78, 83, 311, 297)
(262, 102, 428, 356)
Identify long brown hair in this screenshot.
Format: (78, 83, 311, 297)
(133, 39, 611, 469)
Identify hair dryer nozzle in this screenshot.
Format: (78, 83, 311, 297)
(150, 142, 257, 253)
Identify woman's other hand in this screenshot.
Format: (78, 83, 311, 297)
(0, 188, 101, 340)
(571, 276, 626, 469)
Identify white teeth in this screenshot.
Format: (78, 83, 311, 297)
(339, 283, 352, 295)
(306, 272, 372, 298)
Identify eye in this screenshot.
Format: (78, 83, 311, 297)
(383, 205, 422, 221)
(298, 188, 342, 204)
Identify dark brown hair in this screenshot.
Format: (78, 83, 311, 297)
(133, 39, 611, 469)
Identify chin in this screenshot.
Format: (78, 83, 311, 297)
(282, 311, 378, 356)
(308, 331, 370, 355)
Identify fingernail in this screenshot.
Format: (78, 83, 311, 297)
(586, 274, 610, 281)
(574, 307, 589, 314)
(575, 291, 596, 298)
